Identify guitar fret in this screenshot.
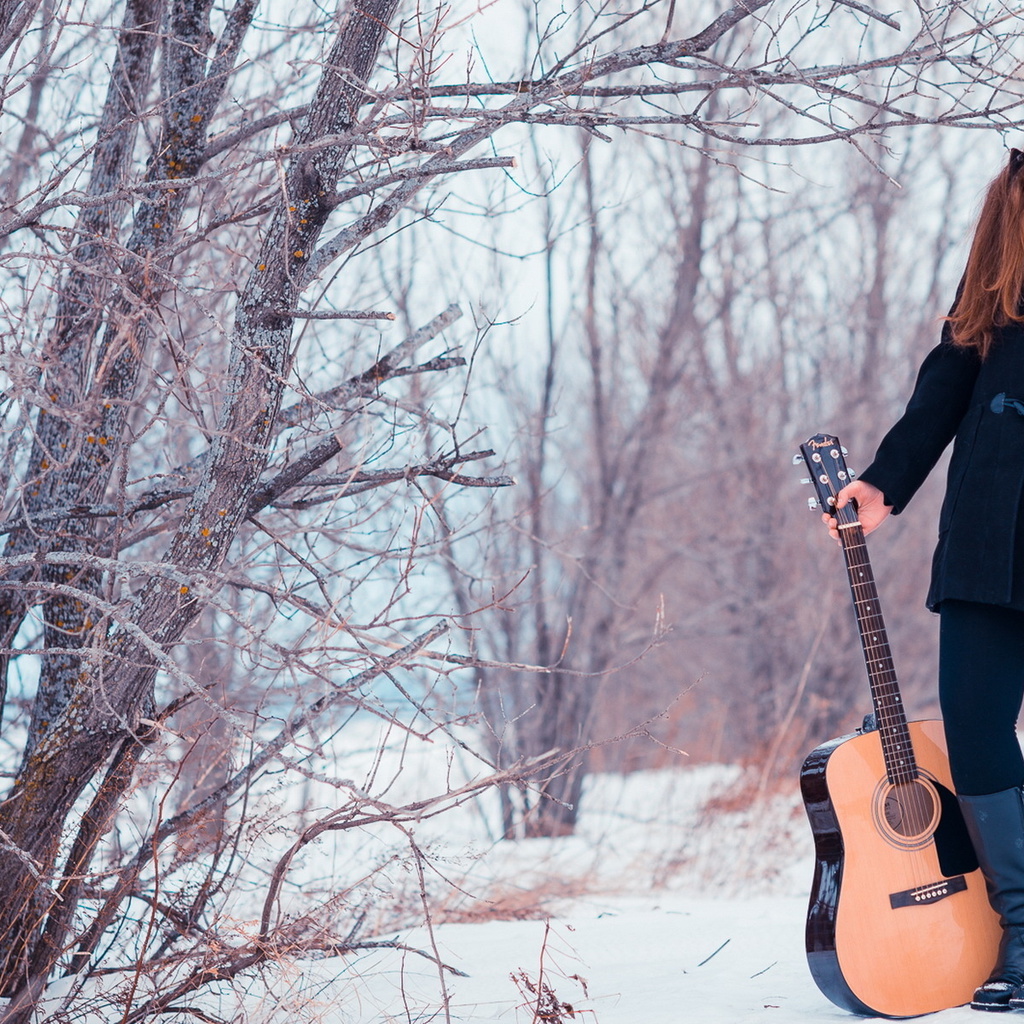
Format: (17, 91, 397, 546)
(799, 437, 916, 785)
(838, 519, 914, 784)
(860, 638, 892, 655)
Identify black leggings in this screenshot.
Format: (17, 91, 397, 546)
(939, 599, 1024, 796)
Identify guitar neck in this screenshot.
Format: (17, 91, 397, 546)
(838, 520, 917, 783)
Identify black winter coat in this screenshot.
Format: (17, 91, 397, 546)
(860, 321, 1024, 612)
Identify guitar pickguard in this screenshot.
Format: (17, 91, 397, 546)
(933, 780, 980, 877)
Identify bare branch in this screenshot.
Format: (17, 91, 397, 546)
(279, 308, 396, 320)
(276, 303, 463, 429)
(831, 0, 901, 31)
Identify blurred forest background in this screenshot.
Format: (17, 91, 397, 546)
(0, 0, 1022, 1019)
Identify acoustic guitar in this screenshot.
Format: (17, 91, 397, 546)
(796, 433, 1001, 1018)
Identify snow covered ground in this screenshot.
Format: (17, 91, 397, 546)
(24, 737, 999, 1023)
(239, 757, 995, 1023)
(377, 893, 988, 1024)
(378, 893, 849, 1023)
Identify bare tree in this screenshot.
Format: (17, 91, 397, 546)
(444, 1, 1021, 834)
(0, 0, 1023, 1016)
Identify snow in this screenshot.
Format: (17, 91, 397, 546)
(21, 730, 1004, 1023)
(390, 894, 989, 1023)
(389, 895, 844, 1023)
(328, 885, 993, 1023)
(224, 754, 996, 1023)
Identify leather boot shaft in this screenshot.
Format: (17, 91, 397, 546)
(959, 787, 1024, 1008)
(959, 787, 1024, 929)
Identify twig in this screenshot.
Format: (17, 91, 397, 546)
(831, 0, 900, 31)
(0, 828, 49, 888)
(270, 456, 514, 508)
(275, 303, 462, 429)
(697, 939, 730, 967)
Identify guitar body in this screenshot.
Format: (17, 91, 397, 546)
(801, 718, 1002, 1018)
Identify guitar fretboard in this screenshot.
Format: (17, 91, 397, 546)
(839, 521, 917, 784)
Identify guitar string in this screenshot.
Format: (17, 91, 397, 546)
(820, 453, 913, 780)
(814, 446, 932, 895)
(823, 452, 921, 796)
(816, 451, 911, 778)
(845, 533, 913, 783)
(827, 449, 938, 866)
(814, 446, 934, 865)
(842, 525, 934, 853)
(843, 524, 934, 851)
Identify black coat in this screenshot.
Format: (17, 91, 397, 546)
(860, 321, 1024, 611)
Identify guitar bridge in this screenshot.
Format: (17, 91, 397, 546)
(889, 875, 967, 909)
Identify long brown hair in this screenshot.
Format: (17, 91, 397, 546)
(947, 148, 1024, 357)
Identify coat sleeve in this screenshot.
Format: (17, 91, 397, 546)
(858, 329, 982, 515)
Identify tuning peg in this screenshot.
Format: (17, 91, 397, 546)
(801, 477, 812, 485)
(807, 497, 819, 510)
(841, 446, 848, 455)
(792, 453, 803, 465)
(848, 468, 856, 478)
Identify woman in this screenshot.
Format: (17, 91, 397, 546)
(826, 147, 1024, 1013)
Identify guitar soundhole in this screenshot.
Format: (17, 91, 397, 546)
(876, 779, 940, 846)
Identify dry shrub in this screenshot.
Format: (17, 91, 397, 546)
(435, 875, 594, 924)
(511, 968, 583, 1023)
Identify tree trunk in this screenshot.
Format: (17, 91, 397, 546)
(0, 0, 400, 1000)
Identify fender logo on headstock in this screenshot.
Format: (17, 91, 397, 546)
(806, 435, 839, 449)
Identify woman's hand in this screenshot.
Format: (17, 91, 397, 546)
(820, 480, 893, 541)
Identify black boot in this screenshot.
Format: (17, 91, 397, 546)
(959, 787, 1024, 1012)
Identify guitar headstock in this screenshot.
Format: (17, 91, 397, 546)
(795, 433, 858, 526)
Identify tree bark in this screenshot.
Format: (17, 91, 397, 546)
(0, 0, 165, 725)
